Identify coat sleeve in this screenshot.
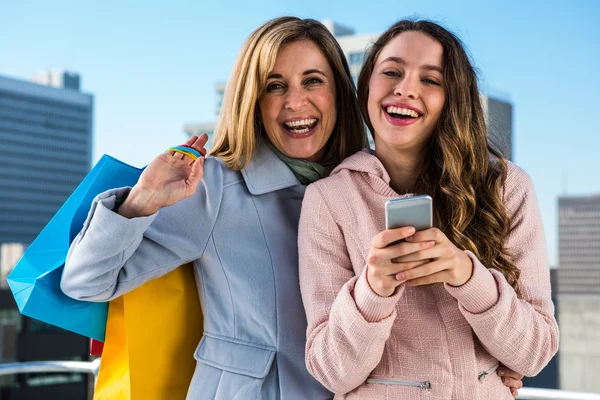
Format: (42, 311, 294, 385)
(298, 183, 402, 395)
(444, 164, 559, 376)
(60, 158, 223, 302)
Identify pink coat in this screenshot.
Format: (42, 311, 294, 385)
(298, 150, 559, 399)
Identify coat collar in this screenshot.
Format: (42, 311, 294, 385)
(241, 139, 300, 195)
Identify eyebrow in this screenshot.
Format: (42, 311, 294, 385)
(267, 69, 327, 80)
(380, 56, 443, 74)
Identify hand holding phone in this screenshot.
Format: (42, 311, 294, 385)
(382, 195, 473, 287)
(364, 196, 435, 297)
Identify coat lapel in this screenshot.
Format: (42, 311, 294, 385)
(241, 140, 300, 195)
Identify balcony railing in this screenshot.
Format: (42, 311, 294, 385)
(0, 360, 599, 400)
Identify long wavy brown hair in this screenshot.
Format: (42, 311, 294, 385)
(357, 19, 520, 291)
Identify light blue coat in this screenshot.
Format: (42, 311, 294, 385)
(61, 141, 333, 399)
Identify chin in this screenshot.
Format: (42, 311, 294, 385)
(281, 146, 320, 161)
(290, 151, 318, 160)
(379, 129, 421, 145)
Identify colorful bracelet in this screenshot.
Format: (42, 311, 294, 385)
(166, 145, 203, 161)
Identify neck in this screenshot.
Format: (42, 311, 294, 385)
(375, 143, 424, 195)
(266, 141, 326, 185)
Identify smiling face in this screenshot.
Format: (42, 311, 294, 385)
(257, 40, 337, 163)
(367, 31, 446, 159)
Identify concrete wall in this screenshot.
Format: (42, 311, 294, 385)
(558, 295, 600, 393)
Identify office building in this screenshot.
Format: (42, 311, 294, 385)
(0, 71, 93, 400)
(557, 195, 600, 296)
(559, 294, 600, 393)
(0, 72, 93, 245)
(556, 194, 600, 393)
(556, 195, 600, 392)
(481, 95, 512, 160)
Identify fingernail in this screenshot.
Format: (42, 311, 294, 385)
(498, 370, 504, 376)
(427, 241, 435, 247)
(407, 227, 416, 234)
(395, 273, 405, 281)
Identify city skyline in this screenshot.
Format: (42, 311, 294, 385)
(1, 1, 599, 265)
(0, 72, 94, 399)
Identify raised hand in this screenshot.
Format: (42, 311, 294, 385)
(118, 134, 209, 218)
(366, 226, 436, 297)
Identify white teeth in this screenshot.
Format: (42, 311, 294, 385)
(386, 106, 419, 118)
(284, 118, 317, 128)
(289, 127, 310, 134)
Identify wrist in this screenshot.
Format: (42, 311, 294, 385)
(449, 251, 474, 287)
(117, 187, 160, 218)
(354, 267, 402, 322)
(366, 271, 396, 297)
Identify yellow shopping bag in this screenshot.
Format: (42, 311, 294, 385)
(93, 263, 203, 400)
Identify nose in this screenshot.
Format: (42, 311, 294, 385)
(284, 85, 307, 111)
(394, 75, 418, 99)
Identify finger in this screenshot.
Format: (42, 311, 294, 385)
(188, 157, 204, 186)
(371, 226, 415, 249)
(395, 259, 446, 283)
(497, 367, 524, 380)
(198, 133, 209, 155)
(511, 388, 518, 398)
(167, 151, 185, 160)
(367, 272, 403, 296)
(399, 266, 451, 286)
(173, 147, 202, 164)
(184, 135, 198, 146)
(392, 242, 449, 264)
(369, 240, 434, 267)
(369, 259, 429, 278)
(191, 133, 209, 156)
(389, 240, 436, 261)
(392, 259, 433, 273)
(405, 227, 445, 244)
(502, 377, 523, 389)
(187, 156, 205, 188)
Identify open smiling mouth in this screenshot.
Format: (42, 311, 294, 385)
(384, 106, 421, 120)
(283, 118, 318, 135)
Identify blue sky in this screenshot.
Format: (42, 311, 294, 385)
(1, 0, 598, 265)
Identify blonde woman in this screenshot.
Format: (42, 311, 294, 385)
(61, 17, 365, 399)
(299, 19, 558, 399)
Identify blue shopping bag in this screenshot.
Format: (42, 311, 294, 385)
(7, 155, 144, 341)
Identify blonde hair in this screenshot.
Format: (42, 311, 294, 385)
(210, 16, 366, 171)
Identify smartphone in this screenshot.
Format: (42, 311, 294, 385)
(385, 195, 433, 231)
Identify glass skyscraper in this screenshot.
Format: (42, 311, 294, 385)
(0, 73, 93, 245)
